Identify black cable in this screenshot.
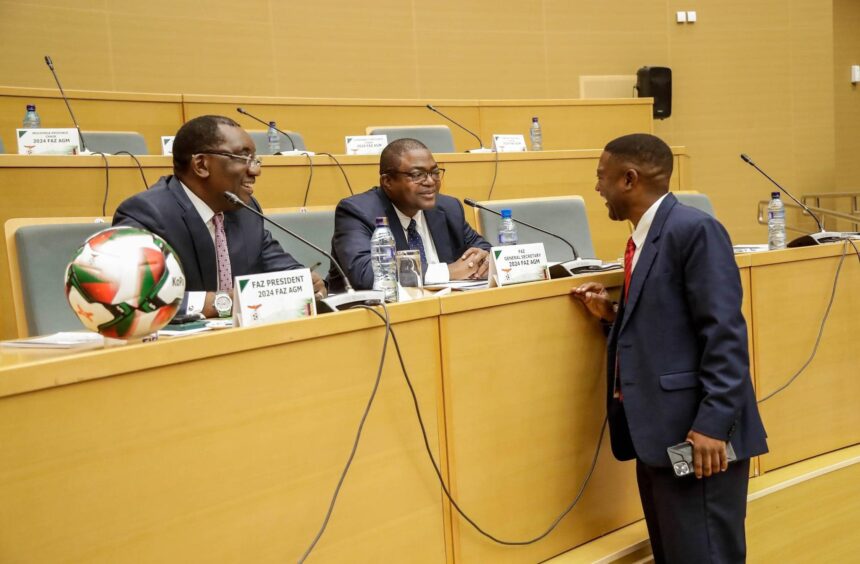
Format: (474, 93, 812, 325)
(297, 303, 390, 564)
(758, 240, 850, 403)
(301, 152, 314, 207)
(92, 151, 110, 216)
(361, 304, 609, 546)
(486, 148, 500, 200)
(112, 150, 149, 190)
(315, 152, 354, 196)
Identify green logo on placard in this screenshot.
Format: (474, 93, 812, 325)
(493, 249, 503, 259)
(239, 279, 250, 292)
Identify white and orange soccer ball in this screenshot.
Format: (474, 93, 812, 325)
(65, 227, 185, 340)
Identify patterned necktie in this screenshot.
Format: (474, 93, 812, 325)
(406, 219, 428, 272)
(213, 212, 233, 292)
(623, 237, 636, 302)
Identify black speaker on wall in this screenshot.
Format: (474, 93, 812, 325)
(636, 66, 672, 119)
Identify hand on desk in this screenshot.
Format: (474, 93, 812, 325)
(448, 247, 490, 280)
(571, 282, 616, 322)
(311, 271, 327, 299)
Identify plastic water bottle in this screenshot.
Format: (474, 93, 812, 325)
(498, 209, 518, 246)
(267, 121, 280, 154)
(767, 191, 786, 250)
(529, 117, 542, 151)
(22, 104, 41, 128)
(371, 217, 398, 302)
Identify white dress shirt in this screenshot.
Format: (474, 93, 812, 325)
(629, 193, 668, 272)
(181, 182, 219, 314)
(392, 207, 450, 284)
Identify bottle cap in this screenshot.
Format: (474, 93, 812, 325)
(771, 192, 780, 199)
(268, 121, 276, 127)
(375, 216, 389, 227)
(27, 104, 36, 111)
(501, 209, 512, 218)
(531, 117, 539, 123)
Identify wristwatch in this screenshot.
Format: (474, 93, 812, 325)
(213, 292, 233, 318)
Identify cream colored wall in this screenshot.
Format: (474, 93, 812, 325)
(0, 0, 846, 243)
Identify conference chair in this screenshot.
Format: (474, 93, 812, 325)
(80, 131, 148, 155)
(0, 136, 5, 153)
(365, 125, 456, 153)
(248, 130, 307, 154)
(267, 207, 336, 275)
(674, 190, 716, 217)
(6, 217, 109, 337)
(473, 196, 597, 262)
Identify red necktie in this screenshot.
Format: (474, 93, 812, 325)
(623, 237, 636, 302)
(213, 212, 233, 292)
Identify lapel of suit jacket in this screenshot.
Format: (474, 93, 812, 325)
(168, 178, 219, 289)
(424, 207, 455, 263)
(375, 187, 410, 250)
(618, 193, 677, 335)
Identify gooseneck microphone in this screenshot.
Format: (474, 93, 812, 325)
(236, 107, 312, 155)
(463, 198, 616, 276)
(426, 104, 492, 153)
(44, 55, 89, 153)
(739, 153, 857, 247)
(222, 192, 383, 309)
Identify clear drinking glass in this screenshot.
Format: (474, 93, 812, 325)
(395, 249, 424, 300)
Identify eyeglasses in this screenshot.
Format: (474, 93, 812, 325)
(196, 151, 262, 169)
(385, 168, 445, 183)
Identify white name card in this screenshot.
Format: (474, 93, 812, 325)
(161, 136, 175, 155)
(16, 128, 80, 155)
(233, 269, 316, 327)
(488, 243, 550, 287)
(492, 134, 527, 153)
(345, 134, 388, 155)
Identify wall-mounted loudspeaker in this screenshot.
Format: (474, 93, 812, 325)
(636, 66, 672, 119)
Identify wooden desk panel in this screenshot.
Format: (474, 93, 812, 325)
(750, 244, 860, 472)
(437, 276, 643, 563)
(0, 303, 450, 563)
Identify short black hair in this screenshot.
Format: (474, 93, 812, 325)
(172, 115, 241, 174)
(379, 138, 430, 174)
(604, 133, 673, 179)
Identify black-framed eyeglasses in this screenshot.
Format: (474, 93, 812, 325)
(195, 151, 262, 169)
(385, 168, 445, 183)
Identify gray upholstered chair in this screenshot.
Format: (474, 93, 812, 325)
(80, 131, 149, 155)
(248, 130, 307, 154)
(0, 136, 5, 153)
(474, 196, 597, 261)
(7, 218, 109, 336)
(365, 125, 455, 153)
(674, 191, 716, 217)
(267, 207, 336, 274)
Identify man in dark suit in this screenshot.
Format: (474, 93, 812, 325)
(113, 115, 325, 318)
(572, 134, 767, 563)
(328, 138, 491, 293)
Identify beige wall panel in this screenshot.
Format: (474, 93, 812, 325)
(270, 2, 419, 99)
(0, 2, 113, 91)
(751, 247, 860, 472)
(543, 1, 669, 32)
(833, 0, 860, 190)
(0, 313, 449, 562)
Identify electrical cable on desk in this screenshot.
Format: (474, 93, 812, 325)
(758, 240, 853, 404)
(485, 146, 500, 200)
(112, 150, 149, 190)
(92, 151, 109, 216)
(300, 152, 314, 207)
(297, 303, 390, 564)
(360, 304, 609, 546)
(315, 152, 354, 197)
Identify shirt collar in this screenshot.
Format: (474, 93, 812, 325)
(392, 205, 425, 232)
(181, 181, 216, 225)
(631, 193, 668, 249)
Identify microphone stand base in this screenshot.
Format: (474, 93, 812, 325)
(549, 259, 622, 279)
(318, 290, 386, 312)
(788, 231, 860, 248)
(275, 150, 315, 156)
(466, 147, 494, 153)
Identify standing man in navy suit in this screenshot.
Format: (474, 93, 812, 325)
(573, 134, 767, 563)
(328, 138, 491, 292)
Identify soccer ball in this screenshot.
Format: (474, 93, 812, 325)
(65, 227, 186, 340)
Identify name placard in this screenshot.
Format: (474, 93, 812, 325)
(16, 128, 80, 155)
(233, 269, 316, 327)
(492, 134, 527, 153)
(488, 243, 550, 287)
(161, 136, 175, 155)
(345, 134, 388, 155)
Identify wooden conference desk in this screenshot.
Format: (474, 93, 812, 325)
(0, 149, 690, 340)
(2, 243, 857, 562)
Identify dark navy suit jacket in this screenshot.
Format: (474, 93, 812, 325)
(112, 175, 303, 292)
(328, 187, 491, 292)
(607, 193, 768, 467)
